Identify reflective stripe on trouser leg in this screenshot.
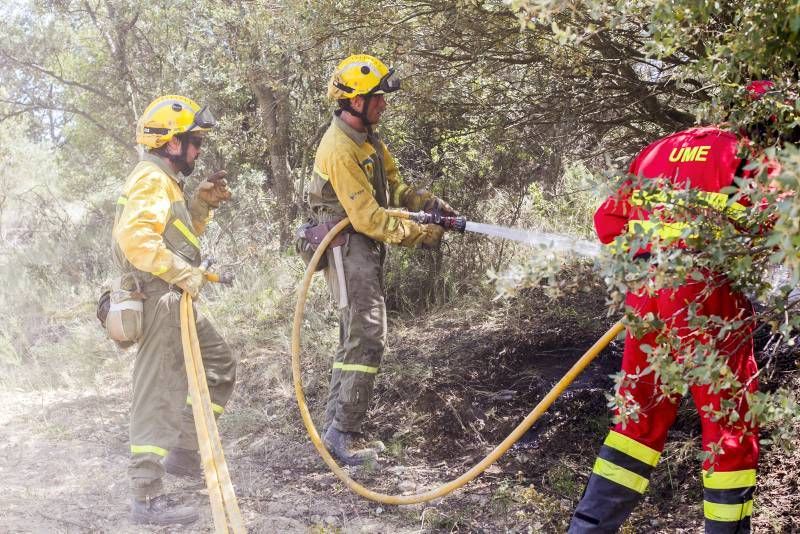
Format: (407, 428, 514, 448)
(175, 306, 237, 451)
(324, 233, 386, 434)
(129, 290, 186, 499)
(702, 469, 755, 534)
(568, 431, 661, 533)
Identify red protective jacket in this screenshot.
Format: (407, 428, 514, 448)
(573, 125, 765, 534)
(594, 126, 745, 245)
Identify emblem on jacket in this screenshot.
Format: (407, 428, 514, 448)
(361, 157, 374, 180)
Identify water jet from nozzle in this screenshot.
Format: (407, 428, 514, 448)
(400, 210, 600, 257)
(464, 221, 600, 258)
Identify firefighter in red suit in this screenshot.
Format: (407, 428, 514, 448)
(568, 123, 762, 534)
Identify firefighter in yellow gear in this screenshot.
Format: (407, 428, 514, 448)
(112, 95, 237, 525)
(308, 54, 458, 466)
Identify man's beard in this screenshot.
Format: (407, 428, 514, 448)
(180, 158, 196, 176)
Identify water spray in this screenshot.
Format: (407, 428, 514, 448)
(400, 210, 601, 257)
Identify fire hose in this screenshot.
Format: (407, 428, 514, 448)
(179, 267, 245, 534)
(292, 209, 625, 505)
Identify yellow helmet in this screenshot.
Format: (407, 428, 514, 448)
(327, 54, 400, 100)
(136, 95, 217, 149)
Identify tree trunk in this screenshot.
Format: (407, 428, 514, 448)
(251, 76, 296, 250)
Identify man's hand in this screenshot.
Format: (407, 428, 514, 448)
(197, 170, 231, 208)
(423, 197, 459, 217)
(163, 256, 208, 298)
(420, 223, 445, 249)
(177, 266, 207, 298)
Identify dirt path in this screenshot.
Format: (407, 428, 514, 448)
(0, 388, 428, 534)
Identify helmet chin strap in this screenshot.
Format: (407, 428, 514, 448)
(344, 95, 374, 130)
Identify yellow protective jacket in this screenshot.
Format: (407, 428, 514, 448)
(308, 115, 432, 246)
(112, 152, 212, 284)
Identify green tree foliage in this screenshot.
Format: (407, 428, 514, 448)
(0, 0, 701, 273)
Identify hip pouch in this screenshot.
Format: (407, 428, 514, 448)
(97, 275, 145, 346)
(295, 219, 349, 272)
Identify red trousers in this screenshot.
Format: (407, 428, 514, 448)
(617, 276, 759, 472)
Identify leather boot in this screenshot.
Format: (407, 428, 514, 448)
(130, 495, 199, 525)
(323, 426, 380, 467)
(164, 447, 202, 479)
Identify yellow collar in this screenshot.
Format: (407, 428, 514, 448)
(333, 114, 369, 145)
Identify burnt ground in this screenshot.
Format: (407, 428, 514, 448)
(1, 281, 800, 533)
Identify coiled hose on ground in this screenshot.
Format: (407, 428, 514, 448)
(292, 214, 624, 505)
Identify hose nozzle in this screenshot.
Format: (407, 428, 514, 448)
(201, 258, 235, 285)
(205, 271, 235, 285)
(408, 211, 466, 233)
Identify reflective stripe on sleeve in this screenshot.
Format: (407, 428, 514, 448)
(704, 500, 753, 522)
(131, 444, 168, 457)
(627, 219, 691, 241)
(630, 190, 669, 207)
(629, 189, 747, 220)
(592, 457, 650, 494)
(313, 165, 330, 181)
(172, 219, 200, 249)
(333, 362, 379, 374)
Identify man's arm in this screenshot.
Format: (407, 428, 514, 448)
(114, 172, 205, 292)
(594, 193, 635, 244)
(114, 172, 177, 277)
(594, 159, 642, 245)
(325, 152, 427, 247)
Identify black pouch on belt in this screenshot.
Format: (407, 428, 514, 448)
(294, 219, 349, 271)
(97, 290, 111, 327)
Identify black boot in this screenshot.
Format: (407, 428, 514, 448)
(130, 495, 199, 525)
(568, 474, 644, 533)
(323, 426, 379, 467)
(164, 447, 202, 479)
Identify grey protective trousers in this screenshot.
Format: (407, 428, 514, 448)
(322, 233, 387, 433)
(128, 279, 237, 499)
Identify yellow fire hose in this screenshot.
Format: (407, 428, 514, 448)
(181, 287, 246, 533)
(292, 213, 625, 505)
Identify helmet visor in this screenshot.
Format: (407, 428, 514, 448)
(373, 68, 400, 95)
(190, 106, 217, 130)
